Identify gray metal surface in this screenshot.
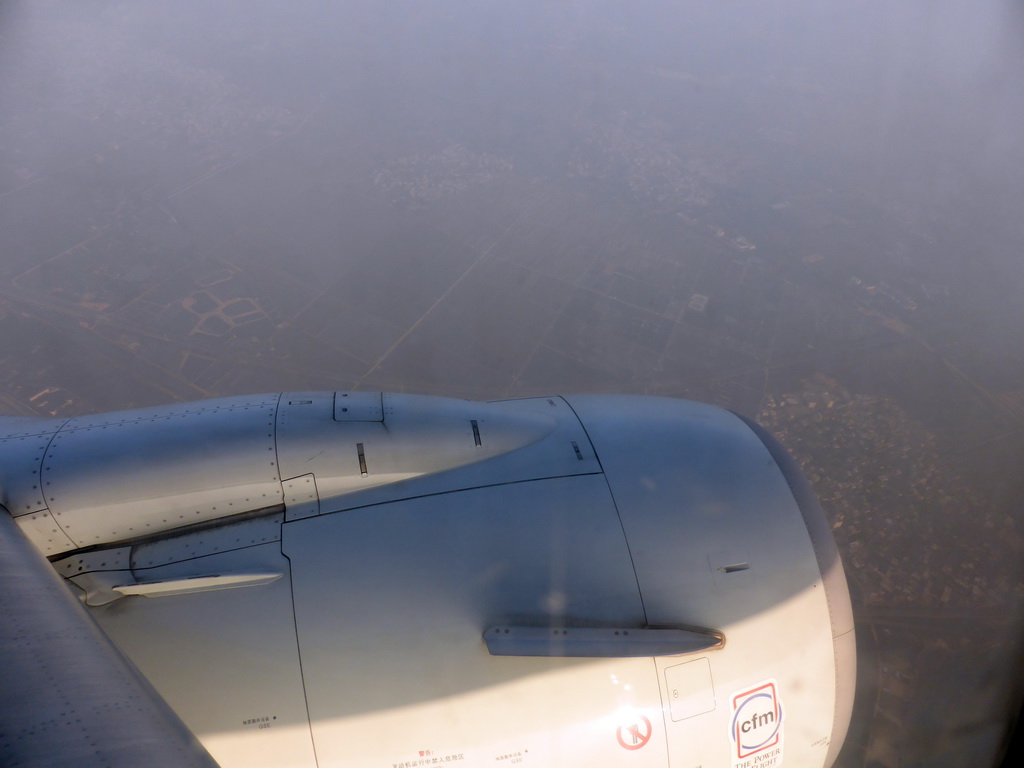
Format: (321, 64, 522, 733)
(0, 424, 62, 516)
(5, 396, 284, 555)
(284, 474, 645, 723)
(304, 394, 603, 513)
(564, 395, 826, 628)
(41, 395, 283, 550)
(0, 509, 220, 768)
(484, 625, 725, 657)
(0, 392, 854, 767)
(9, 392, 604, 556)
(0, 417, 69, 554)
(275, 392, 599, 513)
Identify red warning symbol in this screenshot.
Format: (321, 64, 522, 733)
(616, 715, 652, 750)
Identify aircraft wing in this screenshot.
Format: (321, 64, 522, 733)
(0, 509, 220, 767)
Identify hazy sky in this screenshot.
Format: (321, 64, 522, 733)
(4, 1, 1021, 324)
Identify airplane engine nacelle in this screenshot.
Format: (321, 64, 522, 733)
(1, 393, 854, 768)
(565, 396, 856, 767)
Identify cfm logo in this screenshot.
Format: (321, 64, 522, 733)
(730, 680, 783, 761)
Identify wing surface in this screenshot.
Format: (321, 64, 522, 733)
(0, 508, 220, 768)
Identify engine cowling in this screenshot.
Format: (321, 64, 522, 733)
(1, 392, 853, 768)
